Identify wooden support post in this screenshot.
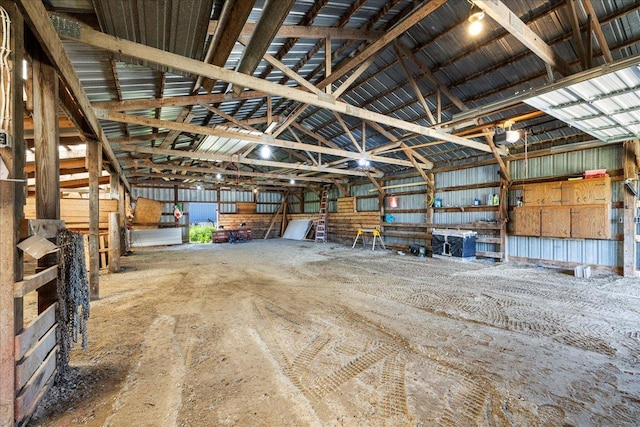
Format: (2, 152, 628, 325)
(33, 47, 60, 313)
(623, 140, 639, 277)
(109, 212, 121, 273)
(280, 192, 288, 236)
(0, 2, 24, 424)
(426, 172, 435, 226)
(87, 139, 101, 300)
(499, 164, 510, 262)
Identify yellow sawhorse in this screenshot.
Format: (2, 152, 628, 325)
(352, 227, 386, 250)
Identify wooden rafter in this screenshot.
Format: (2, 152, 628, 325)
(473, 0, 574, 77)
(97, 110, 432, 170)
(116, 144, 381, 178)
(394, 43, 436, 125)
(322, 0, 448, 88)
(54, 28, 498, 153)
(208, 22, 382, 41)
(580, 0, 613, 63)
(232, 0, 296, 95)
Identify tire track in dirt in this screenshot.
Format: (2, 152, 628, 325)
(346, 268, 622, 357)
(380, 351, 409, 419)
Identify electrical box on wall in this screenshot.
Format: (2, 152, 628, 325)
(0, 130, 9, 147)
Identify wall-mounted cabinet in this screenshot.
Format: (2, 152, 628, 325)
(512, 177, 611, 240)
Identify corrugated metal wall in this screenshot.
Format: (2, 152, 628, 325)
(509, 146, 623, 267)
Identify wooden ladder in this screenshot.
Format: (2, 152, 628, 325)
(315, 185, 330, 243)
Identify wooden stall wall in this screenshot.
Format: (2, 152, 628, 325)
(326, 197, 381, 245)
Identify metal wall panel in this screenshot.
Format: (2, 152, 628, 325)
(508, 236, 620, 267)
(511, 145, 622, 180)
(437, 165, 499, 187)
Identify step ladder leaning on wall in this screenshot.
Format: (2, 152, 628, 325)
(315, 185, 330, 243)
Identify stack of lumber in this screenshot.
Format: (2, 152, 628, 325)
(24, 198, 117, 231)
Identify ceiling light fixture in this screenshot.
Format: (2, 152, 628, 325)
(468, 3, 485, 36)
(216, 173, 222, 179)
(260, 145, 271, 159)
(289, 178, 295, 185)
(357, 158, 370, 168)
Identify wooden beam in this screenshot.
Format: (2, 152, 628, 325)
(333, 112, 362, 153)
(623, 140, 638, 277)
(32, 48, 60, 314)
(117, 144, 382, 178)
(366, 172, 385, 197)
(208, 21, 382, 41)
(395, 41, 468, 112)
(87, 139, 100, 300)
(57, 19, 499, 154)
(0, 3, 24, 424)
(322, 0, 448, 88)
(568, 0, 587, 70)
(473, 0, 574, 76)
(98, 110, 430, 170)
(19, 1, 129, 191)
(238, 36, 320, 95)
(92, 90, 268, 111)
(232, 0, 296, 95)
(366, 120, 434, 170)
(580, 0, 613, 63)
(200, 0, 257, 92)
(395, 44, 436, 125)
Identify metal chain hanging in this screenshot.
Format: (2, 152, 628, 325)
(56, 229, 90, 380)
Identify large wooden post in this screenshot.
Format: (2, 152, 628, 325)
(87, 139, 101, 299)
(108, 212, 121, 273)
(0, 2, 24, 424)
(33, 47, 60, 313)
(623, 140, 639, 277)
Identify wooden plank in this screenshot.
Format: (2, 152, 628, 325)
(14, 266, 58, 298)
(99, 234, 107, 269)
(25, 219, 65, 239)
(15, 325, 57, 390)
(236, 202, 256, 214)
(476, 250, 504, 259)
(14, 345, 57, 423)
(476, 237, 501, 244)
(14, 303, 56, 361)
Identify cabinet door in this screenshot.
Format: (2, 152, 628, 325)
(540, 207, 571, 238)
(512, 207, 540, 236)
(570, 205, 611, 239)
(562, 177, 611, 205)
(523, 183, 561, 206)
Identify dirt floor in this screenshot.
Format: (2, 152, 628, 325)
(27, 239, 640, 426)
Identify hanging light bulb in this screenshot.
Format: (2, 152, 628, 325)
(216, 173, 222, 180)
(357, 158, 370, 168)
(468, 3, 485, 36)
(260, 145, 271, 159)
(290, 178, 295, 185)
